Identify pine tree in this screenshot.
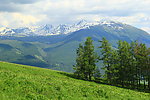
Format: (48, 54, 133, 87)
(147, 48, 150, 90)
(83, 37, 98, 80)
(117, 40, 132, 87)
(109, 49, 120, 85)
(99, 37, 112, 83)
(129, 41, 138, 88)
(73, 43, 84, 79)
(98, 38, 150, 91)
(137, 44, 150, 90)
(139, 44, 148, 89)
(74, 37, 98, 80)
(134, 43, 148, 89)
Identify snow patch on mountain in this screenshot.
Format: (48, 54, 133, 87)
(0, 20, 125, 36)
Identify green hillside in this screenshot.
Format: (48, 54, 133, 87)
(0, 22, 150, 72)
(0, 62, 149, 100)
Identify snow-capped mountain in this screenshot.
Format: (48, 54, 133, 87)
(0, 20, 150, 71)
(0, 20, 125, 36)
(0, 27, 15, 36)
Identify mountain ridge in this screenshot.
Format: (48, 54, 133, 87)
(1, 20, 148, 36)
(0, 20, 150, 72)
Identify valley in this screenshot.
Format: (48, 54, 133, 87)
(0, 20, 150, 72)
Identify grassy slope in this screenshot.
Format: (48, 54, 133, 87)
(0, 62, 149, 100)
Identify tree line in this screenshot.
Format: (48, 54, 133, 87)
(74, 37, 150, 91)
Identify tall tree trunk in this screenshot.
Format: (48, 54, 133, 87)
(89, 73, 91, 81)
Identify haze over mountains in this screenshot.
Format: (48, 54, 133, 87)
(0, 20, 150, 72)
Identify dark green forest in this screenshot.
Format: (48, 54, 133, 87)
(74, 37, 150, 92)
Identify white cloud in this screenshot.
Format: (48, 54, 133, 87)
(0, 0, 149, 32)
(12, 13, 40, 25)
(0, 12, 46, 27)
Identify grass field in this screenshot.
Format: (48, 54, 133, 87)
(0, 62, 150, 100)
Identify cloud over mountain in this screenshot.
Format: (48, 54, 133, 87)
(0, 0, 149, 32)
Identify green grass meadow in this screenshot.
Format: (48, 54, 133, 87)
(0, 62, 150, 100)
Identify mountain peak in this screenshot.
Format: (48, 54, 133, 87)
(42, 24, 53, 29)
(76, 19, 88, 25)
(0, 20, 147, 36)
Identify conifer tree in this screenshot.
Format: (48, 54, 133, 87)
(74, 37, 98, 80)
(109, 49, 120, 85)
(135, 44, 142, 88)
(99, 37, 112, 83)
(129, 41, 138, 88)
(117, 40, 132, 87)
(73, 43, 84, 79)
(98, 38, 150, 91)
(147, 48, 150, 90)
(83, 37, 98, 80)
(136, 44, 150, 89)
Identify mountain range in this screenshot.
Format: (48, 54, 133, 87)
(0, 20, 133, 36)
(0, 20, 150, 72)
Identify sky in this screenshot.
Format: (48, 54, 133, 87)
(0, 0, 150, 33)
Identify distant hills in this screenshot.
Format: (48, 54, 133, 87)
(0, 20, 150, 72)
